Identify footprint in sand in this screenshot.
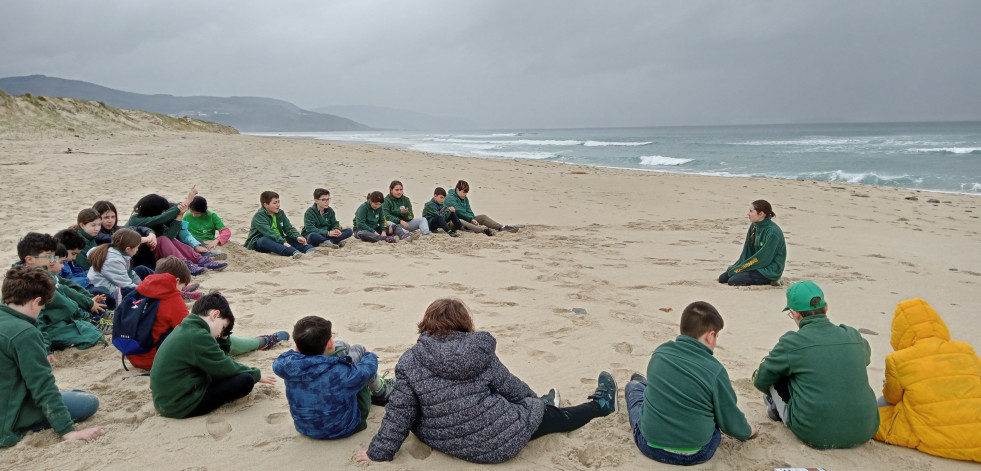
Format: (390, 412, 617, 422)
(528, 349, 558, 363)
(206, 416, 232, 441)
(254, 281, 281, 287)
(612, 342, 633, 354)
(265, 412, 290, 425)
(348, 321, 370, 333)
(364, 271, 388, 278)
(333, 287, 354, 294)
(361, 303, 392, 311)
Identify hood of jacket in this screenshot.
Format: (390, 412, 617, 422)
(273, 349, 345, 382)
(136, 273, 181, 299)
(890, 298, 950, 350)
(414, 331, 496, 380)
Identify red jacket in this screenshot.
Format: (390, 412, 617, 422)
(126, 273, 188, 370)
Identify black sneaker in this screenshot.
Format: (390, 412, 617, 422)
(587, 371, 618, 416)
(763, 395, 781, 421)
(541, 388, 561, 407)
(629, 372, 646, 383)
(482, 228, 494, 236)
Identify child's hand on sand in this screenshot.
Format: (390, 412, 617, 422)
(355, 449, 372, 462)
(47, 354, 57, 364)
(63, 427, 101, 442)
(749, 424, 759, 439)
(259, 375, 277, 385)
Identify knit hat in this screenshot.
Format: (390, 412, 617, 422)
(783, 281, 827, 312)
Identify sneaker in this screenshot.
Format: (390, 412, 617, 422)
(182, 290, 202, 301)
(629, 372, 647, 383)
(205, 251, 228, 261)
(542, 388, 561, 407)
(587, 371, 618, 416)
(763, 395, 781, 421)
(185, 260, 206, 276)
(305, 248, 321, 255)
(448, 230, 459, 238)
(291, 251, 304, 259)
(184, 282, 200, 292)
(198, 257, 228, 271)
(338, 240, 347, 248)
(482, 228, 494, 236)
(371, 376, 396, 406)
(325, 242, 340, 249)
(385, 236, 397, 243)
(97, 316, 113, 335)
(257, 331, 290, 351)
(499, 225, 519, 233)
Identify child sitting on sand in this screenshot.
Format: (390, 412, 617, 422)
(150, 291, 278, 418)
(302, 188, 353, 249)
(444, 180, 519, 236)
(86, 228, 146, 306)
(383, 180, 432, 236)
(124, 257, 288, 370)
(94, 200, 158, 271)
(624, 301, 757, 465)
(72, 208, 104, 271)
(184, 196, 232, 257)
(245, 191, 317, 258)
(353, 191, 415, 243)
(273, 315, 395, 440)
(16, 233, 107, 357)
(0, 265, 101, 448)
(126, 188, 227, 274)
(422, 187, 462, 237)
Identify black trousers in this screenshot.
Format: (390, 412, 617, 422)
(530, 402, 603, 439)
(187, 372, 255, 418)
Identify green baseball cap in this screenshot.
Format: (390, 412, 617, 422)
(783, 281, 827, 312)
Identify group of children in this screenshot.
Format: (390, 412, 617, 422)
(4, 194, 977, 466)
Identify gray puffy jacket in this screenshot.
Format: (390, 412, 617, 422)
(367, 331, 546, 463)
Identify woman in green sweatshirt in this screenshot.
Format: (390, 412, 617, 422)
(719, 200, 786, 286)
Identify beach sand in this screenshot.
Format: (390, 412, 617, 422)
(1, 130, 978, 470)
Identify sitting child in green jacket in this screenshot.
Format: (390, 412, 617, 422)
(444, 180, 519, 236)
(0, 265, 102, 448)
(302, 188, 353, 249)
(244, 191, 317, 259)
(150, 291, 277, 418)
(353, 191, 413, 243)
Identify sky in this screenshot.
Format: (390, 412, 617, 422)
(2, 0, 980, 129)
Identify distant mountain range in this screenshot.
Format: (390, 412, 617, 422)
(0, 75, 371, 132)
(313, 105, 478, 131)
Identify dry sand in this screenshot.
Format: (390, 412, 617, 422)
(1, 130, 978, 470)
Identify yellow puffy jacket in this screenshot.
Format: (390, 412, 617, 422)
(873, 298, 981, 462)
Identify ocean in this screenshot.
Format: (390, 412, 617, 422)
(251, 121, 981, 194)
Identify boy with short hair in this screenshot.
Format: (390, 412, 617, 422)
(16, 233, 107, 356)
(444, 180, 519, 235)
(53, 229, 94, 287)
(273, 316, 394, 439)
(1, 265, 101, 447)
(150, 291, 277, 418)
(422, 187, 462, 237)
(244, 191, 317, 258)
(625, 301, 757, 465)
(184, 196, 231, 259)
(753, 281, 879, 449)
(302, 188, 353, 249)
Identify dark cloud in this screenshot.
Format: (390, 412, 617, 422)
(2, 0, 978, 128)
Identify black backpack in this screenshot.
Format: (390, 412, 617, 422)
(111, 291, 166, 370)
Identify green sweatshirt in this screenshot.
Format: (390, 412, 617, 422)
(444, 189, 475, 222)
(184, 210, 226, 242)
(352, 201, 386, 233)
(640, 335, 753, 450)
(73, 229, 99, 271)
(244, 207, 300, 250)
(382, 194, 414, 222)
(150, 314, 260, 418)
(753, 314, 879, 449)
(727, 217, 786, 280)
(35, 273, 103, 354)
(0, 305, 75, 447)
(301, 204, 341, 236)
(126, 206, 183, 239)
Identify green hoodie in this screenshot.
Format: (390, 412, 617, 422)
(444, 189, 475, 222)
(73, 229, 99, 271)
(150, 314, 260, 418)
(244, 207, 301, 250)
(753, 314, 879, 449)
(382, 194, 414, 222)
(640, 335, 753, 450)
(726, 217, 786, 281)
(352, 201, 386, 233)
(0, 304, 75, 447)
(34, 272, 103, 354)
(126, 206, 183, 239)
(301, 204, 341, 237)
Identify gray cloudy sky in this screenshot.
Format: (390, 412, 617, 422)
(2, 0, 979, 128)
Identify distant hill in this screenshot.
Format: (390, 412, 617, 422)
(0, 89, 238, 137)
(314, 105, 479, 131)
(0, 75, 371, 132)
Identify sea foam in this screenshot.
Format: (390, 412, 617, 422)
(639, 155, 692, 166)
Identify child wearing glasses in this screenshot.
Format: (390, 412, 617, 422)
(302, 188, 353, 249)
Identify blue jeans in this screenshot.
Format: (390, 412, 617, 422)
(253, 236, 315, 256)
(23, 390, 99, 431)
(625, 380, 721, 465)
(718, 270, 772, 286)
(307, 228, 353, 247)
